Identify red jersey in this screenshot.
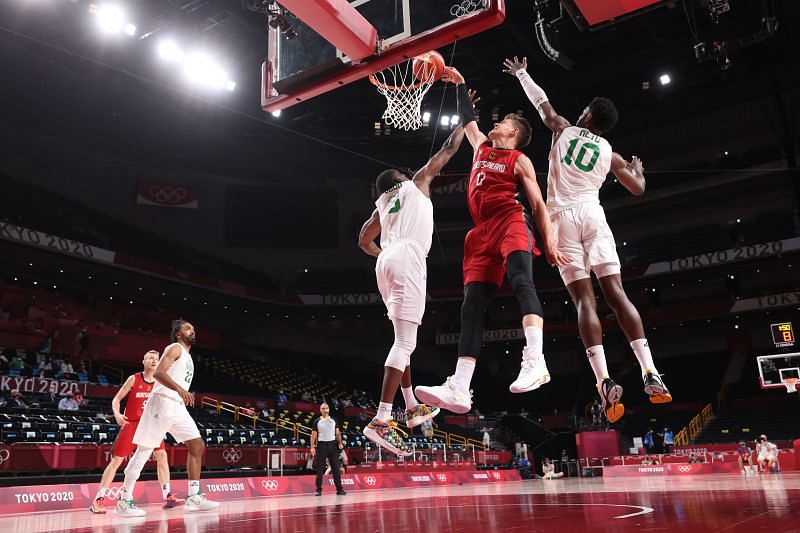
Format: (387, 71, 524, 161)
(468, 142, 526, 225)
(124, 372, 154, 422)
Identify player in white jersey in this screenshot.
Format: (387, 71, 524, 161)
(503, 56, 671, 423)
(115, 320, 219, 517)
(358, 125, 465, 455)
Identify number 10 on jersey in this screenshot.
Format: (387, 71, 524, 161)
(562, 139, 600, 172)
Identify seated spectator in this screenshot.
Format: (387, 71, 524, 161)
(642, 455, 653, 465)
(737, 441, 753, 472)
(8, 389, 29, 409)
(58, 391, 79, 411)
(61, 360, 75, 376)
(542, 458, 564, 479)
(757, 435, 779, 473)
(687, 453, 702, 464)
(37, 359, 53, 378)
(77, 363, 88, 376)
(74, 392, 87, 407)
(301, 391, 312, 402)
(260, 407, 272, 419)
(9, 355, 28, 374)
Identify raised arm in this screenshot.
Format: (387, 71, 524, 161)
(154, 344, 194, 406)
(442, 67, 488, 150)
(412, 125, 465, 196)
(357, 208, 382, 257)
(502, 57, 571, 138)
(515, 155, 569, 267)
(610, 153, 645, 196)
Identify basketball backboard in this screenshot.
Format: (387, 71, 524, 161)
(260, 0, 505, 113)
(757, 352, 800, 391)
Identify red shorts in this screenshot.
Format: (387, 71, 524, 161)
(463, 215, 540, 287)
(112, 420, 165, 457)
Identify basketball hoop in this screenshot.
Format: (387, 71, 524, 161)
(783, 378, 798, 393)
(369, 51, 445, 131)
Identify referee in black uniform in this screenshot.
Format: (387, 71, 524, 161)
(311, 402, 346, 496)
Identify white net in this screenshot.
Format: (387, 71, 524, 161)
(370, 59, 437, 131)
(784, 378, 798, 393)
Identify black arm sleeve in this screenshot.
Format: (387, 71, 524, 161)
(456, 83, 476, 125)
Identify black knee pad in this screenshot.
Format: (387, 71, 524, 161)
(506, 253, 544, 317)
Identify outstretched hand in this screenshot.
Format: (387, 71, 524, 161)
(440, 66, 465, 85)
(502, 56, 527, 76)
(626, 156, 644, 175)
(468, 89, 480, 109)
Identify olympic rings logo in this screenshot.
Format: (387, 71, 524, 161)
(148, 185, 188, 205)
(222, 449, 243, 463)
(363, 476, 377, 486)
(677, 465, 692, 473)
(105, 486, 124, 500)
(0, 449, 10, 464)
(436, 473, 447, 482)
(262, 480, 279, 491)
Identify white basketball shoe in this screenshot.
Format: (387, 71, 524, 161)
(415, 376, 472, 414)
(509, 348, 551, 393)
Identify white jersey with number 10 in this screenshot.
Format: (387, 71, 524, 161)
(151, 342, 194, 401)
(547, 126, 613, 212)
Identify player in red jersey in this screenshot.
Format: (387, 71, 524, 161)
(416, 67, 569, 413)
(90, 350, 181, 513)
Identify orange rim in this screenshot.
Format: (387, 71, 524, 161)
(368, 71, 433, 91)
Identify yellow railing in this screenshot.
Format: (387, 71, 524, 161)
(200, 397, 259, 427)
(675, 403, 715, 446)
(199, 399, 482, 447)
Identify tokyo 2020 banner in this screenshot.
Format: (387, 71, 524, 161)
(0, 470, 520, 516)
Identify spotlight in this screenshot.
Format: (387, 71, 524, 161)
(440, 116, 450, 126)
(422, 111, 431, 122)
(158, 39, 184, 62)
(96, 5, 126, 34)
(226, 80, 237, 92)
(272, 110, 282, 117)
(659, 74, 671, 85)
(124, 23, 137, 36)
(451, 114, 460, 125)
(183, 53, 228, 89)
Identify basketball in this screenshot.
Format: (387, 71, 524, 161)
(412, 51, 446, 82)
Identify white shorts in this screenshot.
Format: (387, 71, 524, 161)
(376, 240, 427, 325)
(550, 203, 621, 285)
(133, 393, 201, 448)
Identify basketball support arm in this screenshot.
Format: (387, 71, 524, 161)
(276, 0, 377, 61)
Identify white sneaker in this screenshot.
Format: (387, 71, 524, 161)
(185, 493, 220, 512)
(113, 499, 146, 517)
(509, 348, 551, 393)
(415, 376, 472, 414)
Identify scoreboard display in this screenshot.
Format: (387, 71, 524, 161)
(771, 322, 795, 348)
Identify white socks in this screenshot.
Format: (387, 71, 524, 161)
(95, 486, 106, 500)
(630, 339, 657, 375)
(161, 483, 171, 499)
(188, 480, 200, 497)
(453, 358, 476, 390)
(586, 345, 609, 386)
(376, 402, 393, 421)
(524, 325, 543, 355)
(401, 386, 418, 410)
